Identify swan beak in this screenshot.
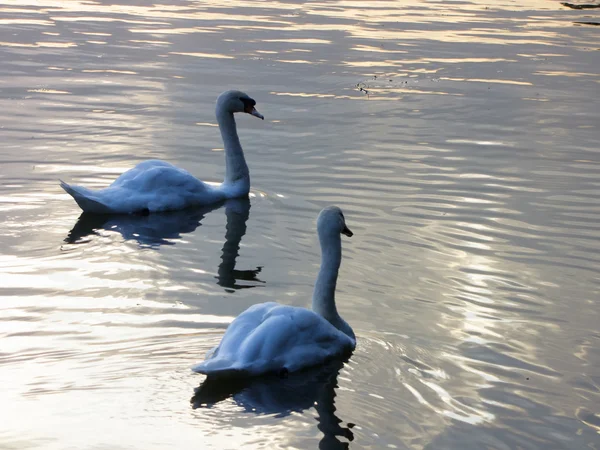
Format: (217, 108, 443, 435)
(342, 225, 353, 237)
(247, 106, 264, 120)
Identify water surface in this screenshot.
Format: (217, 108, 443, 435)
(1, 0, 599, 449)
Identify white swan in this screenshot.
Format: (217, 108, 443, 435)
(192, 206, 355, 379)
(60, 90, 264, 214)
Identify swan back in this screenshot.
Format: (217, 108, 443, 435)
(192, 303, 354, 378)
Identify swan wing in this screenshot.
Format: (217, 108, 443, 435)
(192, 303, 354, 378)
(110, 160, 206, 191)
(110, 160, 217, 209)
(62, 160, 221, 213)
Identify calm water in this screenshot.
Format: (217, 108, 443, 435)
(1, 0, 599, 448)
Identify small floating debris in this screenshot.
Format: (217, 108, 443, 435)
(356, 82, 370, 96)
(561, 2, 600, 9)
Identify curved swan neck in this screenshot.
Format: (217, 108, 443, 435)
(311, 231, 342, 322)
(216, 106, 250, 187)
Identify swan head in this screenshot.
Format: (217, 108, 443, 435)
(216, 90, 264, 120)
(317, 206, 353, 238)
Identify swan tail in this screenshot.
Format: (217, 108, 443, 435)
(191, 358, 252, 379)
(60, 180, 113, 214)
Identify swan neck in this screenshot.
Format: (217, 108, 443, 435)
(217, 106, 249, 186)
(312, 232, 342, 322)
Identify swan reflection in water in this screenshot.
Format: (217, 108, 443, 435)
(214, 197, 263, 293)
(64, 198, 264, 291)
(192, 358, 355, 450)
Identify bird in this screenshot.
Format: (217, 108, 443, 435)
(59, 90, 264, 214)
(192, 206, 356, 379)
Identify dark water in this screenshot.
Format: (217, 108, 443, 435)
(1, 0, 599, 449)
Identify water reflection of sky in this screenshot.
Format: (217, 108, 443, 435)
(1, 0, 599, 448)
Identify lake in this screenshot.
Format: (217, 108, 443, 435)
(1, 0, 599, 449)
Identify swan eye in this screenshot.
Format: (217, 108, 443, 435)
(240, 97, 256, 107)
(339, 212, 344, 220)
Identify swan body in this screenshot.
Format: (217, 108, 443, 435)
(193, 206, 355, 379)
(60, 90, 264, 214)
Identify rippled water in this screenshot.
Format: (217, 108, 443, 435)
(1, 0, 599, 448)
